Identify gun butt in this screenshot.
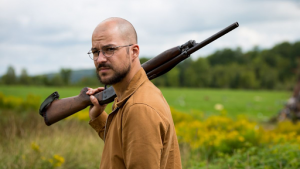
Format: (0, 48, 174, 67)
(40, 87, 93, 126)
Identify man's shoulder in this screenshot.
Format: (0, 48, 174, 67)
(130, 80, 166, 107)
(124, 80, 172, 125)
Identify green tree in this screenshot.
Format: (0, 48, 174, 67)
(238, 70, 259, 89)
(210, 65, 232, 88)
(76, 77, 101, 87)
(177, 58, 193, 87)
(76, 71, 103, 87)
(60, 68, 72, 85)
(207, 47, 244, 66)
(166, 67, 180, 87)
(192, 58, 211, 87)
(1, 66, 17, 85)
(292, 42, 300, 61)
(183, 66, 198, 87)
(152, 74, 167, 87)
(31, 75, 49, 86)
(272, 42, 292, 60)
(19, 68, 31, 85)
(182, 58, 211, 87)
(259, 66, 278, 89)
(50, 74, 64, 86)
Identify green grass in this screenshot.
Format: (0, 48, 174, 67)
(0, 85, 290, 120)
(162, 88, 290, 120)
(0, 85, 84, 99)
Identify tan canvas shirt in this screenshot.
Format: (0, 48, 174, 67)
(89, 68, 182, 169)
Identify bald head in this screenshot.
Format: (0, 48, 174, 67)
(93, 17, 138, 45)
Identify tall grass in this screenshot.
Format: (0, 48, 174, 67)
(0, 110, 103, 169)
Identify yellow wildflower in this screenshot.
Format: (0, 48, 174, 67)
(238, 136, 245, 142)
(53, 154, 65, 167)
(53, 154, 65, 163)
(31, 142, 40, 152)
(48, 159, 53, 164)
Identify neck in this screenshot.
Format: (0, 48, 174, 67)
(112, 65, 141, 101)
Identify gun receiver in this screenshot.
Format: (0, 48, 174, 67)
(39, 22, 239, 126)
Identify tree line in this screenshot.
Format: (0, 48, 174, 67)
(148, 41, 300, 90)
(0, 68, 73, 86)
(1, 41, 300, 90)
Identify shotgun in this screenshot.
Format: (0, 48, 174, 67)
(39, 22, 239, 126)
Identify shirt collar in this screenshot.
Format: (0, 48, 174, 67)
(114, 68, 148, 108)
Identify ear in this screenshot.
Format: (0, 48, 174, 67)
(131, 44, 140, 61)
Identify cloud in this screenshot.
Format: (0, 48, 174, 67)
(0, 0, 299, 75)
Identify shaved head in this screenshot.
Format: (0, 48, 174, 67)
(93, 17, 138, 45)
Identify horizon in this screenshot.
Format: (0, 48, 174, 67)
(1, 39, 298, 77)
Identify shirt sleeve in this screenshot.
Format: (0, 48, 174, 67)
(89, 111, 108, 140)
(122, 104, 167, 169)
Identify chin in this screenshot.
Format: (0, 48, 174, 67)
(100, 75, 113, 84)
(99, 72, 110, 78)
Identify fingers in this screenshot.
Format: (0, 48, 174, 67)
(96, 87, 105, 93)
(89, 94, 108, 120)
(86, 87, 105, 95)
(90, 95, 100, 108)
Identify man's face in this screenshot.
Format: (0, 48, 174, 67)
(92, 25, 131, 85)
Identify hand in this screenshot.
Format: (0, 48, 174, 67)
(86, 87, 107, 120)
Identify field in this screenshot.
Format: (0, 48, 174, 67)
(1, 85, 300, 169)
(0, 85, 290, 119)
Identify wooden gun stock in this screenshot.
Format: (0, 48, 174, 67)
(40, 22, 239, 126)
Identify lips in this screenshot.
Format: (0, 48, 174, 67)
(99, 67, 110, 70)
(99, 67, 110, 73)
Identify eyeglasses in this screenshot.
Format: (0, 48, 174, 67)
(87, 44, 133, 60)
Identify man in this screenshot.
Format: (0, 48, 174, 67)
(86, 17, 182, 169)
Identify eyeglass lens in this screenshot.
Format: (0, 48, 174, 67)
(88, 45, 132, 61)
(89, 47, 115, 60)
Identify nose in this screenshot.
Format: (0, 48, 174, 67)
(96, 51, 107, 63)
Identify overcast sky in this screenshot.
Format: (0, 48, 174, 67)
(0, 0, 300, 76)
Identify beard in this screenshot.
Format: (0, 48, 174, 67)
(96, 62, 131, 85)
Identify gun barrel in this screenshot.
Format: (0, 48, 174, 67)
(188, 22, 239, 55)
(147, 22, 239, 80)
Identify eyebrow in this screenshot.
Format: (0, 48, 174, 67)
(91, 44, 116, 51)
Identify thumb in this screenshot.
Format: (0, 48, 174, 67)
(90, 95, 100, 108)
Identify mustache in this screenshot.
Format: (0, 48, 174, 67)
(97, 63, 112, 70)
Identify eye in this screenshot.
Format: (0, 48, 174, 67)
(92, 51, 99, 54)
(106, 47, 116, 52)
